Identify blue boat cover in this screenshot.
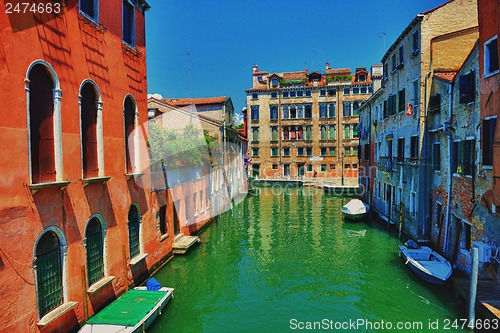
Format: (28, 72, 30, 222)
(146, 277, 161, 291)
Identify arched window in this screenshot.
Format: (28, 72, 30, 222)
(128, 205, 141, 259)
(344, 125, 351, 139)
(305, 105, 312, 119)
(282, 106, 289, 119)
(270, 105, 278, 120)
(329, 125, 336, 140)
(85, 217, 104, 286)
(35, 230, 63, 317)
(284, 127, 290, 140)
(297, 105, 304, 118)
(290, 106, 297, 119)
(28, 64, 57, 183)
(319, 104, 327, 118)
(297, 127, 304, 140)
(353, 102, 360, 115)
(305, 126, 312, 140)
(124, 96, 137, 174)
(80, 82, 99, 178)
(290, 126, 297, 140)
(320, 126, 327, 140)
(328, 103, 336, 118)
(271, 126, 278, 141)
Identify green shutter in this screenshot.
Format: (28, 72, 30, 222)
(128, 207, 140, 259)
(36, 232, 63, 317)
(86, 222, 104, 286)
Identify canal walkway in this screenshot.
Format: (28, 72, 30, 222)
(453, 277, 500, 320)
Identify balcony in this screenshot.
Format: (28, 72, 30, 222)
(405, 157, 421, 166)
(378, 156, 396, 172)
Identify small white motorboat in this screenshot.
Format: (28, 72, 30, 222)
(398, 241, 452, 285)
(341, 199, 369, 221)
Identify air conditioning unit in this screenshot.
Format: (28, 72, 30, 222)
(472, 242, 492, 263)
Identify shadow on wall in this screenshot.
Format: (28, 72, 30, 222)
(33, 187, 81, 245)
(88, 281, 117, 316)
(83, 183, 117, 229)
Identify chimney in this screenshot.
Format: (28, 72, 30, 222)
(253, 65, 258, 73)
(305, 68, 308, 74)
(325, 62, 330, 71)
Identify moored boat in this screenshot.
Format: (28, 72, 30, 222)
(78, 280, 174, 333)
(341, 199, 369, 220)
(398, 242, 452, 285)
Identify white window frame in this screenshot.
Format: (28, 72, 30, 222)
(484, 35, 499, 78)
(25, 60, 63, 184)
(79, 0, 99, 23)
(122, 0, 136, 48)
(123, 94, 140, 174)
(79, 79, 104, 178)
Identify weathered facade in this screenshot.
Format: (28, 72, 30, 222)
(246, 64, 375, 180)
(358, 66, 383, 206)
(368, 0, 478, 241)
(0, 2, 185, 332)
(427, 44, 490, 276)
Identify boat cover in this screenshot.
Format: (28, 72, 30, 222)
(342, 199, 367, 214)
(86, 289, 168, 327)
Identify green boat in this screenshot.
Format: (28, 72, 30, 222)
(78, 287, 174, 333)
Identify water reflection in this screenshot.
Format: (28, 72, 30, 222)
(150, 186, 467, 333)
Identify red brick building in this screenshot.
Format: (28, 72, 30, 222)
(0, 1, 179, 332)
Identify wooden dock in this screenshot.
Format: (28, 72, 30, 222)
(453, 277, 500, 320)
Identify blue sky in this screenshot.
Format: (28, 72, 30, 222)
(146, 0, 446, 121)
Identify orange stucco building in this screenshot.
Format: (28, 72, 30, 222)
(0, 1, 181, 332)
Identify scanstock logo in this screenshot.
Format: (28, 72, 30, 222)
(127, 106, 247, 224)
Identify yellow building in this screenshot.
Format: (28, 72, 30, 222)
(246, 63, 379, 180)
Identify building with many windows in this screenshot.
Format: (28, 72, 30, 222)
(0, 1, 171, 332)
(246, 63, 377, 180)
(359, 0, 478, 241)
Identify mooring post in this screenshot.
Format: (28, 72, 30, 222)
(468, 247, 479, 328)
(399, 202, 403, 240)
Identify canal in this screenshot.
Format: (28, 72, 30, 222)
(150, 186, 468, 332)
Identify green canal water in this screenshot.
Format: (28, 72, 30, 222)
(150, 186, 468, 333)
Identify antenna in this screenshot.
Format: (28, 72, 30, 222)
(186, 51, 193, 121)
(378, 32, 387, 56)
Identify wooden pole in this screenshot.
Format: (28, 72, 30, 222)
(123, 245, 129, 293)
(399, 202, 403, 240)
(81, 265, 88, 321)
(468, 247, 479, 328)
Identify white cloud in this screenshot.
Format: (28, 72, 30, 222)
(234, 112, 243, 126)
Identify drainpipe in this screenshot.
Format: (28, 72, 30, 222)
(443, 81, 454, 254)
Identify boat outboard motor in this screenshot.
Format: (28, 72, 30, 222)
(405, 239, 420, 249)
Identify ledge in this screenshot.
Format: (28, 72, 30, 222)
(87, 276, 115, 294)
(160, 234, 170, 242)
(125, 172, 145, 180)
(81, 176, 111, 187)
(27, 180, 71, 194)
(129, 253, 148, 266)
(37, 302, 78, 328)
